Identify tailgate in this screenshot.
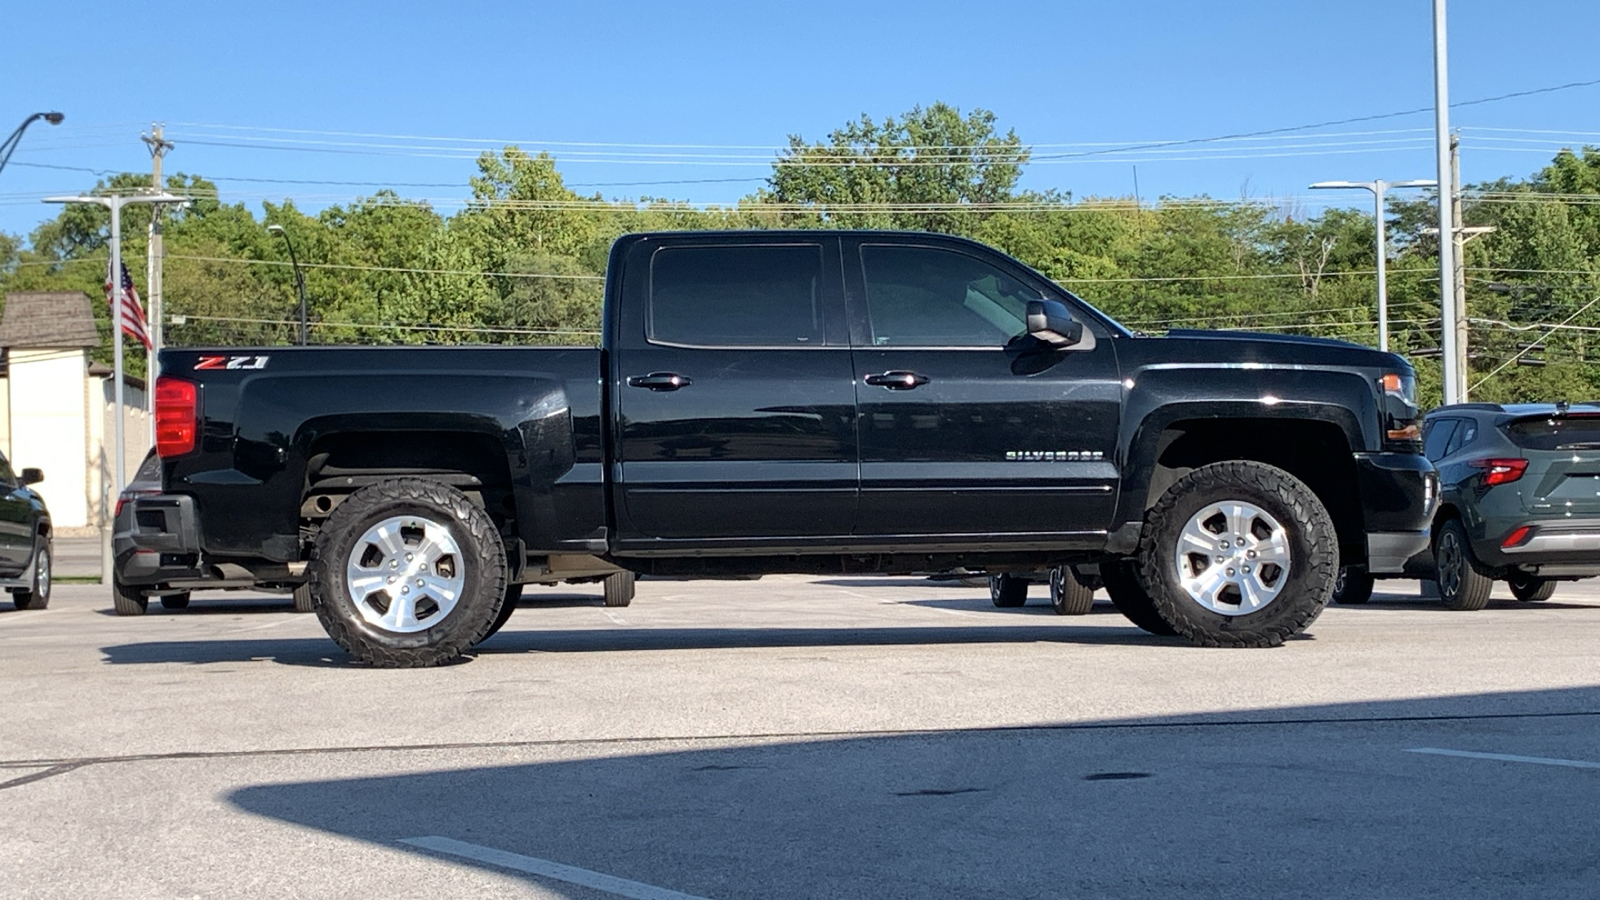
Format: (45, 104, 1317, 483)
(1505, 414, 1600, 515)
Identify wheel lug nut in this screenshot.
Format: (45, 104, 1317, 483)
(1247, 550, 1257, 558)
(1226, 568, 1236, 576)
(401, 586, 410, 594)
(387, 576, 395, 584)
(1215, 555, 1226, 563)
(389, 560, 397, 568)
(415, 579, 424, 587)
(1219, 540, 1230, 549)
(405, 553, 414, 561)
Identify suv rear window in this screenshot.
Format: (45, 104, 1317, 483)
(1504, 415, 1600, 450)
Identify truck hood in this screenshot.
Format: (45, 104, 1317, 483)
(1146, 328, 1405, 371)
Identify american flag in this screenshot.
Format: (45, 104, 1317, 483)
(104, 259, 153, 351)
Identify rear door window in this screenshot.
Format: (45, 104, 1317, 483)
(1423, 418, 1459, 461)
(648, 245, 825, 347)
(1443, 419, 1476, 457)
(1505, 415, 1600, 451)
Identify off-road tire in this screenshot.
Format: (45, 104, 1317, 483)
(475, 583, 522, 645)
(1102, 559, 1178, 636)
(308, 478, 506, 668)
(603, 571, 636, 607)
(1508, 574, 1556, 603)
(1139, 461, 1336, 647)
(159, 592, 191, 610)
(1049, 566, 1095, 616)
(292, 582, 314, 613)
(1434, 519, 1492, 611)
(989, 574, 1028, 608)
(12, 537, 51, 610)
(1332, 566, 1374, 605)
(112, 578, 149, 616)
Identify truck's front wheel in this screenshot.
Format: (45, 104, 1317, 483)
(1139, 461, 1335, 647)
(309, 478, 507, 667)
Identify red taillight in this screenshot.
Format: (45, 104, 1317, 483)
(155, 376, 198, 458)
(1471, 457, 1529, 486)
(1502, 526, 1534, 548)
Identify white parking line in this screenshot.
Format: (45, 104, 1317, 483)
(400, 835, 714, 900)
(602, 610, 631, 626)
(1407, 747, 1600, 770)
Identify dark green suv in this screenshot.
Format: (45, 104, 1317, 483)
(1340, 401, 1600, 609)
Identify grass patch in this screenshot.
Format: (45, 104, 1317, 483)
(55, 576, 103, 584)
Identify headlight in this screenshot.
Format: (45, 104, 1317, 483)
(1379, 372, 1421, 444)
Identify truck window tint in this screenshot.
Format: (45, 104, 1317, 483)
(1423, 418, 1458, 461)
(649, 246, 824, 346)
(860, 245, 1032, 347)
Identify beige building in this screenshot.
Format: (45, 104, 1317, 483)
(0, 291, 150, 535)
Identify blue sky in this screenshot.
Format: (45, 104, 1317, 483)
(3, 0, 1597, 242)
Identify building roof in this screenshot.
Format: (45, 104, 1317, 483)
(0, 291, 100, 349)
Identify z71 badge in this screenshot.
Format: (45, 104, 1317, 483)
(195, 355, 270, 371)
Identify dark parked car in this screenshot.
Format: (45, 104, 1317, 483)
(1337, 401, 1600, 609)
(0, 450, 51, 610)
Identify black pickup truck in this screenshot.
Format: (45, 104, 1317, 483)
(118, 230, 1435, 665)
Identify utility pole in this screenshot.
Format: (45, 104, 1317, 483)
(142, 124, 175, 440)
(1433, 0, 1461, 404)
(1450, 132, 1469, 401)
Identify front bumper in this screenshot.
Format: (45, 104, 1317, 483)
(1354, 451, 1438, 574)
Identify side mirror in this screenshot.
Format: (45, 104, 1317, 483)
(20, 468, 43, 485)
(1026, 298, 1084, 348)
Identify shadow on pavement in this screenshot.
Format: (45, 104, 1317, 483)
(226, 686, 1600, 899)
(102, 621, 1168, 667)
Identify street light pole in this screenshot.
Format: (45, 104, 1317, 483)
(1433, 0, 1461, 404)
(266, 224, 308, 345)
(1309, 178, 1437, 352)
(43, 190, 189, 586)
(0, 111, 64, 178)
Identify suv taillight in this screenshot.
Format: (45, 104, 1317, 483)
(155, 377, 198, 458)
(1472, 457, 1528, 486)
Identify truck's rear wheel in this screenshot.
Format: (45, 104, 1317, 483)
(292, 582, 315, 613)
(989, 574, 1028, 607)
(602, 571, 636, 607)
(1101, 560, 1177, 636)
(1139, 461, 1335, 647)
(309, 478, 506, 667)
(1332, 566, 1374, 605)
(1049, 566, 1094, 615)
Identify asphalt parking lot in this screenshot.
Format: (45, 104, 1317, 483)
(5, 563, 1600, 899)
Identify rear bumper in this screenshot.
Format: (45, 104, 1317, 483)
(1354, 451, 1438, 574)
(113, 494, 210, 585)
(1476, 518, 1600, 576)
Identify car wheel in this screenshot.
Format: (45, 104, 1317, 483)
(292, 582, 315, 613)
(1433, 519, 1492, 611)
(308, 478, 507, 667)
(603, 571, 636, 608)
(11, 536, 51, 610)
(1508, 574, 1556, 603)
(1331, 566, 1374, 605)
(159, 592, 191, 610)
(1101, 559, 1178, 636)
(476, 583, 523, 645)
(1049, 566, 1094, 615)
(989, 573, 1027, 608)
(112, 578, 149, 616)
(1139, 461, 1336, 647)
